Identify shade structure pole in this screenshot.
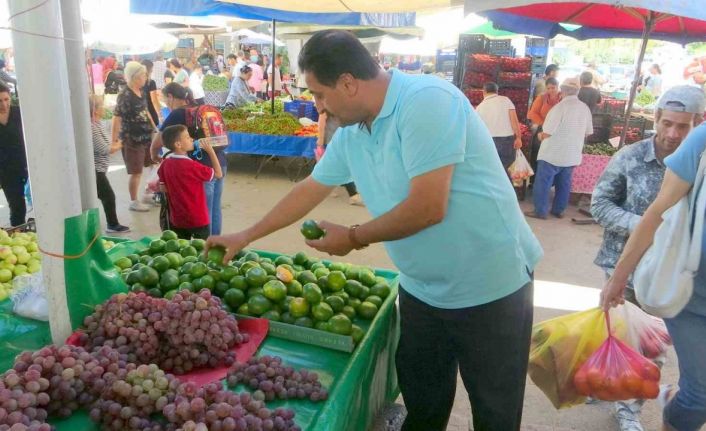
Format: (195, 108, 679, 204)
(620, 14, 654, 148)
(8, 0, 82, 344)
(271, 19, 276, 114)
(61, 0, 99, 212)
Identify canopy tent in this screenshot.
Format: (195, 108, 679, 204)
(271, 23, 423, 40)
(467, 0, 706, 41)
(131, 0, 416, 27)
(239, 32, 285, 46)
(379, 37, 437, 56)
(84, 20, 178, 54)
(466, 0, 706, 146)
(463, 21, 519, 38)
(216, 0, 464, 13)
(477, 9, 706, 44)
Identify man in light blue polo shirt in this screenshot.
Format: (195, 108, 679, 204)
(207, 30, 543, 430)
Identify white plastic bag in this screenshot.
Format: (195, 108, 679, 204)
(609, 302, 672, 359)
(144, 166, 161, 196)
(10, 272, 48, 321)
(633, 150, 706, 317)
(508, 149, 534, 187)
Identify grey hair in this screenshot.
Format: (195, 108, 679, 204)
(561, 85, 579, 96)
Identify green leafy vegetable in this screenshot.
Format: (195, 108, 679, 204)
(635, 88, 656, 107)
(203, 75, 230, 92)
(583, 143, 617, 156)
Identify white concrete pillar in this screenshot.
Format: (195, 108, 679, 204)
(9, 0, 82, 344)
(60, 0, 98, 212)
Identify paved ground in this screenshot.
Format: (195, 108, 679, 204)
(1, 153, 687, 430)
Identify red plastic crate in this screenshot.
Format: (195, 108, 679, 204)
(500, 56, 532, 72)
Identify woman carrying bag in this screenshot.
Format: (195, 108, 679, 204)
(602, 87, 706, 431)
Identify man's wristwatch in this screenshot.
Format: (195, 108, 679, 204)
(348, 224, 369, 250)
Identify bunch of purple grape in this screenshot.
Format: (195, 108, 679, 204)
(89, 363, 180, 431)
(82, 292, 165, 365)
(0, 344, 129, 430)
(12, 344, 129, 419)
(82, 291, 249, 374)
(158, 290, 247, 375)
(162, 381, 300, 431)
(225, 356, 328, 403)
(0, 368, 50, 430)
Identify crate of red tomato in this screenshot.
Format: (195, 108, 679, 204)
(498, 71, 532, 88)
(600, 98, 627, 116)
(465, 72, 495, 89)
(500, 56, 532, 73)
(466, 54, 500, 75)
(464, 88, 485, 106)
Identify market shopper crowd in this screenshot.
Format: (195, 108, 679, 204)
(3, 27, 706, 431)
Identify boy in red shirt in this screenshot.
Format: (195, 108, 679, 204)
(158, 125, 223, 239)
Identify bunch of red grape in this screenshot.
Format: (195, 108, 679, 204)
(0, 368, 51, 430)
(82, 291, 248, 374)
(0, 344, 130, 430)
(162, 381, 300, 431)
(226, 356, 328, 403)
(82, 292, 165, 365)
(159, 290, 247, 374)
(89, 363, 180, 431)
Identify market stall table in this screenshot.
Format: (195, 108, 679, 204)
(226, 132, 317, 180)
(0, 238, 400, 431)
(571, 154, 612, 194)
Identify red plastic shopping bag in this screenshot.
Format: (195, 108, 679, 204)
(573, 313, 660, 401)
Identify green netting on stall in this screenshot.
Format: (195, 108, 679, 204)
(64, 209, 128, 329)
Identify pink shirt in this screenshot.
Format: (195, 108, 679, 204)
(91, 63, 104, 88)
(248, 63, 264, 92)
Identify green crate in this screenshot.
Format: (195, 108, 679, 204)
(247, 250, 399, 353)
(103, 239, 400, 353)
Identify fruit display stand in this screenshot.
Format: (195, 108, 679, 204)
(225, 132, 317, 180)
(0, 235, 401, 431)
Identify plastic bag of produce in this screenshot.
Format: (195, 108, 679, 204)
(145, 166, 161, 195)
(610, 302, 671, 359)
(508, 149, 534, 186)
(573, 313, 660, 401)
(528, 308, 609, 408)
(10, 272, 48, 321)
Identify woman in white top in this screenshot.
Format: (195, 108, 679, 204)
(644, 64, 663, 98)
(189, 64, 205, 105)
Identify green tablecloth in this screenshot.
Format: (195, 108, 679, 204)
(0, 238, 401, 431)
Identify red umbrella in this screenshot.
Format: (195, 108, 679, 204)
(468, 1, 706, 146)
(491, 3, 706, 36)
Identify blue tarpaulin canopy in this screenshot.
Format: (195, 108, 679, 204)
(130, 0, 415, 27)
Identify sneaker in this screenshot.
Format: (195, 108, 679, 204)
(106, 224, 131, 234)
(142, 194, 159, 207)
(349, 194, 364, 206)
(129, 201, 150, 212)
(614, 401, 645, 431)
(657, 384, 676, 408)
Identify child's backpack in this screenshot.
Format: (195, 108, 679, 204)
(184, 105, 226, 139)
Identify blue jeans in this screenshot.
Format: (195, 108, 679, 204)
(663, 309, 706, 431)
(204, 164, 226, 235)
(533, 160, 574, 217)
